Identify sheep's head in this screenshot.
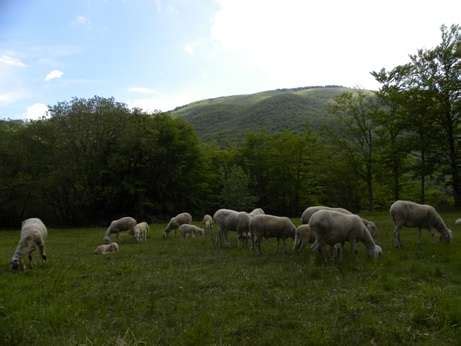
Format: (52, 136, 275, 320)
(441, 229, 453, 243)
(368, 244, 382, 258)
(110, 242, 119, 252)
(10, 258, 22, 271)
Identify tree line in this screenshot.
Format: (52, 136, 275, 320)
(0, 24, 459, 227)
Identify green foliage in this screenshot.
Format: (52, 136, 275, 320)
(217, 165, 257, 211)
(173, 86, 351, 145)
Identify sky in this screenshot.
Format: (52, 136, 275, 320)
(0, 0, 459, 119)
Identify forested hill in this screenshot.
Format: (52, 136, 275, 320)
(171, 85, 354, 144)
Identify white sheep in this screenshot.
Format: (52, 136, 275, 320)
(309, 210, 382, 261)
(301, 205, 378, 243)
(179, 224, 205, 239)
(250, 214, 296, 255)
(10, 218, 48, 271)
(390, 200, 453, 247)
(456, 218, 461, 225)
(202, 214, 214, 233)
(249, 208, 265, 216)
(134, 222, 149, 242)
(213, 209, 240, 247)
(103, 216, 137, 243)
(95, 242, 120, 255)
(163, 212, 192, 239)
(293, 224, 314, 251)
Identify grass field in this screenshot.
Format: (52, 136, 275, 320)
(1, 212, 461, 345)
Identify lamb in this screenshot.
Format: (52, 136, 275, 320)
(163, 212, 192, 239)
(249, 214, 296, 255)
(213, 209, 241, 247)
(134, 222, 149, 242)
(202, 214, 214, 233)
(179, 224, 205, 238)
(293, 224, 314, 251)
(103, 216, 137, 243)
(309, 210, 382, 261)
(10, 218, 48, 271)
(95, 242, 120, 255)
(390, 200, 453, 247)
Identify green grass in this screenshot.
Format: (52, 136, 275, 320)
(1, 212, 461, 345)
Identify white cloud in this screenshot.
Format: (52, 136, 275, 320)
(44, 70, 64, 81)
(211, 0, 461, 89)
(184, 43, 195, 56)
(0, 91, 22, 105)
(0, 55, 27, 67)
(74, 15, 89, 25)
(24, 103, 48, 120)
(128, 86, 159, 95)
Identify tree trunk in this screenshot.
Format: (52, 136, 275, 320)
(420, 147, 426, 203)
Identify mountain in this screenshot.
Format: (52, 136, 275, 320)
(171, 85, 353, 145)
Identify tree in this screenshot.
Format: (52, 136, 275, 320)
(331, 91, 379, 211)
(410, 24, 461, 206)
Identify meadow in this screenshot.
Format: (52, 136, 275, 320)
(1, 212, 461, 345)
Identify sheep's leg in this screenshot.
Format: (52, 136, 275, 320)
(28, 252, 33, 268)
(283, 238, 287, 254)
(350, 240, 357, 255)
(394, 225, 402, 248)
(35, 240, 47, 263)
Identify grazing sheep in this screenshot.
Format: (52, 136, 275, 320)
(95, 242, 119, 255)
(250, 214, 296, 255)
(213, 209, 241, 247)
(293, 224, 314, 251)
(103, 217, 137, 243)
(10, 218, 48, 271)
(309, 210, 382, 261)
(179, 224, 205, 239)
(202, 214, 214, 233)
(134, 222, 149, 242)
(390, 200, 453, 248)
(163, 212, 192, 239)
(301, 206, 378, 241)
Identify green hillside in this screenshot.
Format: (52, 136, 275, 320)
(172, 86, 353, 144)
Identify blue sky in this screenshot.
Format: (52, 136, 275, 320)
(0, 0, 459, 119)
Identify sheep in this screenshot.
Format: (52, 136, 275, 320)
(390, 200, 453, 248)
(309, 210, 382, 261)
(95, 242, 120, 255)
(249, 214, 296, 255)
(455, 218, 461, 225)
(163, 212, 192, 239)
(10, 218, 47, 271)
(301, 206, 352, 225)
(202, 214, 214, 233)
(179, 224, 205, 239)
(134, 222, 149, 242)
(236, 212, 252, 248)
(249, 208, 265, 216)
(301, 205, 378, 241)
(293, 224, 314, 251)
(213, 209, 241, 247)
(103, 216, 137, 243)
